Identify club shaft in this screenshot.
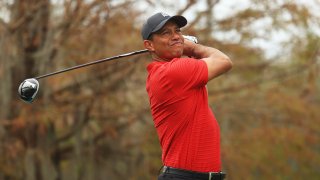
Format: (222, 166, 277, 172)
(35, 49, 148, 80)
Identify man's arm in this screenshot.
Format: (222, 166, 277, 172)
(183, 39, 233, 81)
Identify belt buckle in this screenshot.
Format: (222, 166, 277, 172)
(209, 172, 221, 180)
(208, 172, 213, 180)
(162, 166, 168, 173)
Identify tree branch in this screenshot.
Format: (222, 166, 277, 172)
(209, 54, 319, 95)
(55, 100, 93, 144)
(9, 1, 49, 33)
(49, 56, 140, 104)
(177, 0, 197, 15)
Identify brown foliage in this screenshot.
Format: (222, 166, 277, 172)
(0, 0, 319, 179)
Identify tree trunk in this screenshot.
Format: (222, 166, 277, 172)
(0, 30, 13, 120)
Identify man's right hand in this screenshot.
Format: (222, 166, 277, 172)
(183, 37, 233, 81)
(183, 37, 198, 58)
(183, 35, 198, 44)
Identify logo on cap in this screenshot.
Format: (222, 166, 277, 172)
(160, 12, 170, 17)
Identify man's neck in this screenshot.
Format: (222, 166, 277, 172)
(151, 53, 179, 62)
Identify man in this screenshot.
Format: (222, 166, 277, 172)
(142, 12, 232, 180)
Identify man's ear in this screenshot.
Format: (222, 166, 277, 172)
(144, 40, 155, 52)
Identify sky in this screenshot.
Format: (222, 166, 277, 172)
(134, 0, 320, 59)
(1, 0, 319, 59)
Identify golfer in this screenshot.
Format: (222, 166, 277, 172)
(142, 12, 232, 180)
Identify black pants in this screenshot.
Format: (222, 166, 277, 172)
(158, 173, 205, 180)
(158, 166, 226, 180)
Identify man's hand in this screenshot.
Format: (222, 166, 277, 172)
(183, 36, 198, 58)
(183, 35, 198, 44)
(183, 36, 233, 81)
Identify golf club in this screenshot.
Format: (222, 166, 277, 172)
(18, 35, 198, 103)
(18, 49, 148, 103)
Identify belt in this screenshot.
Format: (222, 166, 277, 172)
(162, 166, 226, 180)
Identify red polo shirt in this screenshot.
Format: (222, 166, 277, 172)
(146, 57, 221, 172)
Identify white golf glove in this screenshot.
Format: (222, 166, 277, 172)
(183, 35, 198, 44)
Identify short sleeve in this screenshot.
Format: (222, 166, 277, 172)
(166, 58, 208, 90)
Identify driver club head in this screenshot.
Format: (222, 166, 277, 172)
(18, 78, 39, 103)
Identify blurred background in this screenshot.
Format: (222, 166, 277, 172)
(0, 0, 319, 179)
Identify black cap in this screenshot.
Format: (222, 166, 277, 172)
(141, 12, 187, 40)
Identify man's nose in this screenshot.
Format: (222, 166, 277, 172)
(172, 32, 181, 40)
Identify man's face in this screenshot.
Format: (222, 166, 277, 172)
(145, 21, 184, 61)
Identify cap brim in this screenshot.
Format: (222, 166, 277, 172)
(152, 15, 187, 34)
